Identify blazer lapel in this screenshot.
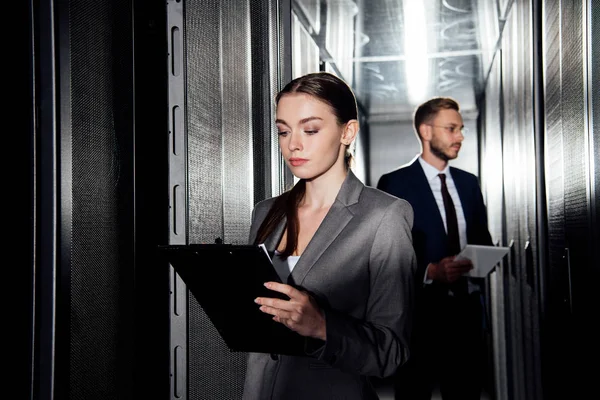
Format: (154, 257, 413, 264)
(409, 160, 446, 236)
(289, 170, 363, 285)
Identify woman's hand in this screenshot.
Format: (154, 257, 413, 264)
(255, 282, 326, 340)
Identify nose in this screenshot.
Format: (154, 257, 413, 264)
(288, 131, 303, 151)
(456, 129, 465, 142)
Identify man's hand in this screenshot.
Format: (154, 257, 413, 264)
(427, 256, 473, 283)
(255, 282, 326, 340)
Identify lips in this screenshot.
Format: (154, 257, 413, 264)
(289, 158, 308, 167)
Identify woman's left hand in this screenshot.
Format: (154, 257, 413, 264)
(255, 282, 326, 340)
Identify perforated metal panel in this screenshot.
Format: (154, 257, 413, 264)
(185, 1, 248, 398)
(513, 3, 542, 400)
(592, 0, 600, 253)
(221, 2, 254, 245)
(562, 1, 590, 300)
(481, 2, 545, 399)
(542, 0, 595, 397)
(181, 1, 287, 399)
(482, 53, 509, 400)
(68, 0, 135, 398)
(560, 3, 595, 393)
(544, 0, 566, 292)
(501, 10, 527, 398)
(542, 3, 569, 398)
(186, 0, 225, 246)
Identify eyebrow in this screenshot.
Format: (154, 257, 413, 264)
(275, 116, 323, 126)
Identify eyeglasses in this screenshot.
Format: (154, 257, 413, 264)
(427, 124, 469, 135)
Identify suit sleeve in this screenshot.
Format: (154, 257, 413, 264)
(317, 199, 417, 378)
(472, 177, 493, 246)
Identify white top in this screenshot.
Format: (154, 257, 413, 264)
(272, 250, 300, 283)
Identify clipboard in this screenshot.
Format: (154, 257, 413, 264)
(158, 244, 306, 356)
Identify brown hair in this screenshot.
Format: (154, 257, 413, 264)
(254, 72, 358, 256)
(413, 97, 460, 140)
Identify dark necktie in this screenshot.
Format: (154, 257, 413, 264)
(439, 173, 466, 295)
(439, 173, 461, 255)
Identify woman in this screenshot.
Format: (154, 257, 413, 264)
(243, 72, 416, 400)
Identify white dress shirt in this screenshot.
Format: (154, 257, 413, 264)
(418, 157, 479, 293)
(418, 157, 467, 248)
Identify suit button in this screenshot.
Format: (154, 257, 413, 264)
(270, 353, 278, 361)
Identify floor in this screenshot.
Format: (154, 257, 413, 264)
(373, 377, 493, 400)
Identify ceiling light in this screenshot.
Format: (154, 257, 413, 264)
(403, 0, 429, 105)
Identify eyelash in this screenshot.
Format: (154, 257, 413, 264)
(277, 130, 319, 136)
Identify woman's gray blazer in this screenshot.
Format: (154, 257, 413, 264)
(242, 170, 417, 400)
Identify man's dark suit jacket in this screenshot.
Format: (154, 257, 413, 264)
(376, 158, 493, 298)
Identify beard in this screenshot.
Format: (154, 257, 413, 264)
(430, 137, 459, 161)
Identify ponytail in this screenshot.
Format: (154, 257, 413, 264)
(254, 180, 306, 257)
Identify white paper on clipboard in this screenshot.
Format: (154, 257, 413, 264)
(258, 243, 273, 264)
(455, 245, 509, 277)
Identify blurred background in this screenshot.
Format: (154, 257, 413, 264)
(292, 0, 487, 184)
(26, 0, 597, 399)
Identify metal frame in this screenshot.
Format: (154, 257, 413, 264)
(530, 1, 547, 399)
(279, 0, 295, 192)
(165, 1, 294, 398)
(35, 0, 63, 398)
(166, 1, 188, 399)
(56, 0, 73, 397)
(585, 0, 597, 261)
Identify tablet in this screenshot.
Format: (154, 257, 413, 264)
(455, 244, 510, 277)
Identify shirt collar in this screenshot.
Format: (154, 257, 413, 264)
(418, 156, 450, 183)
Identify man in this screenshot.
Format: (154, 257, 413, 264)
(377, 97, 493, 400)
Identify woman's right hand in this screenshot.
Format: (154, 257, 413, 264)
(255, 281, 327, 340)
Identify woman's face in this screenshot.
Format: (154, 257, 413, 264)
(275, 93, 348, 180)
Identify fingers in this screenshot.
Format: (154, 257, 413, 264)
(255, 296, 290, 311)
(448, 262, 473, 280)
(255, 298, 302, 331)
(257, 303, 293, 320)
(441, 257, 472, 267)
(450, 263, 473, 273)
(254, 282, 307, 308)
(453, 259, 473, 267)
(443, 259, 472, 271)
(263, 281, 303, 299)
(436, 258, 473, 282)
(255, 288, 310, 325)
(254, 283, 307, 315)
